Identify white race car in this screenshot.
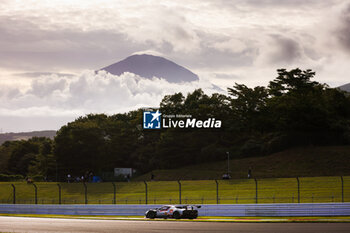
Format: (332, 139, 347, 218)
(145, 205, 201, 219)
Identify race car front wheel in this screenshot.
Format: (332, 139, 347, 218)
(146, 211, 156, 219)
(173, 211, 181, 219)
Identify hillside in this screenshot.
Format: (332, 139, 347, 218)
(100, 54, 199, 83)
(133, 146, 350, 181)
(338, 83, 350, 92)
(0, 130, 56, 145)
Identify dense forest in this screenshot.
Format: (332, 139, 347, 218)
(0, 69, 349, 181)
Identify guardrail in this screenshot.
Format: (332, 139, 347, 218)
(1, 203, 350, 216)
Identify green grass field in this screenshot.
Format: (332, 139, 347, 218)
(0, 176, 349, 205)
(134, 146, 350, 181)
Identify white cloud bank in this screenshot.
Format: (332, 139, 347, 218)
(0, 71, 221, 132)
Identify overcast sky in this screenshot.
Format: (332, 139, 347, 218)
(0, 0, 350, 132)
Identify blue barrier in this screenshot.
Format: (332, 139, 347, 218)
(0, 203, 349, 216)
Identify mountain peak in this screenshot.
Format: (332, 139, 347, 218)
(100, 54, 199, 83)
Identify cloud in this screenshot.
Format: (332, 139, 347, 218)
(232, 0, 327, 8)
(14, 72, 75, 78)
(337, 4, 350, 52)
(0, 15, 145, 71)
(28, 76, 67, 98)
(0, 0, 346, 79)
(0, 71, 221, 131)
(0, 0, 339, 73)
(266, 35, 302, 64)
(132, 50, 164, 57)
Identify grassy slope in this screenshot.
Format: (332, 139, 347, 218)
(134, 145, 350, 181)
(0, 146, 349, 205)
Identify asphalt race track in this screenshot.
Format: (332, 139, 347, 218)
(0, 217, 350, 233)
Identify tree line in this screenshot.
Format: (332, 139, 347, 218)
(0, 69, 349, 181)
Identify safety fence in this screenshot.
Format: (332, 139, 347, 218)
(0, 176, 349, 205)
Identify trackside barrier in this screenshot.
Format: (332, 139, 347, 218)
(0, 203, 350, 216)
(1, 176, 349, 205)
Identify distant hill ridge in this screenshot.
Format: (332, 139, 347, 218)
(99, 54, 199, 83)
(0, 130, 56, 145)
(338, 83, 350, 92)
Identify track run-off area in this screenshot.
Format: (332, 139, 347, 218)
(1, 216, 350, 233)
